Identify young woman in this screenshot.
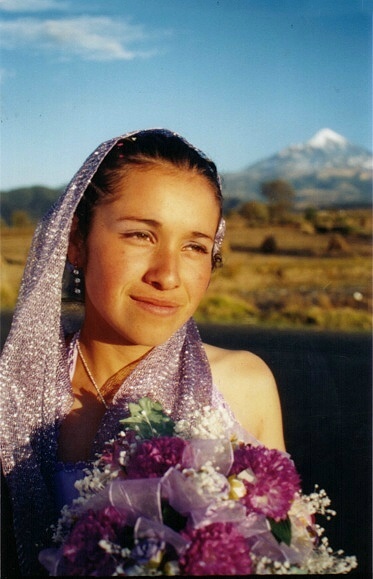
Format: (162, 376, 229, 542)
(0, 129, 284, 574)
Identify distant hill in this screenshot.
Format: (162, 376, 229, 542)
(0, 185, 62, 225)
(222, 128, 372, 209)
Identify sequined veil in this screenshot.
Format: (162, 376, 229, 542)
(0, 129, 226, 574)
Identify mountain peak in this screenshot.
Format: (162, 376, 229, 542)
(223, 127, 372, 208)
(307, 128, 348, 148)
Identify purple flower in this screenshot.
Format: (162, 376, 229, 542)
(61, 506, 127, 576)
(126, 436, 187, 479)
(179, 522, 253, 575)
(229, 444, 301, 521)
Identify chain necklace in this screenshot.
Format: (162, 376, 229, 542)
(76, 340, 109, 409)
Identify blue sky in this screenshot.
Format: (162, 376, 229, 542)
(0, 0, 371, 190)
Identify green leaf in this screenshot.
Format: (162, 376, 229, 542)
(119, 397, 175, 439)
(268, 516, 292, 546)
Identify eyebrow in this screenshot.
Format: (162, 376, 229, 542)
(116, 217, 215, 241)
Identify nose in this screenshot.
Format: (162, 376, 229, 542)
(143, 247, 181, 290)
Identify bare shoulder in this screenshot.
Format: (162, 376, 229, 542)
(203, 343, 275, 387)
(203, 343, 285, 451)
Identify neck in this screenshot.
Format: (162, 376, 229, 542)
(78, 328, 153, 386)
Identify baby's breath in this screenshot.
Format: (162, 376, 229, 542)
(174, 405, 234, 440)
(182, 462, 231, 502)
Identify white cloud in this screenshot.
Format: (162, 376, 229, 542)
(0, 0, 69, 11)
(0, 16, 158, 61)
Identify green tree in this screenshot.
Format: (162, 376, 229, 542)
(260, 179, 296, 221)
(304, 206, 318, 223)
(239, 200, 269, 225)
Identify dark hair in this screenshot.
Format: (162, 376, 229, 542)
(76, 129, 223, 242)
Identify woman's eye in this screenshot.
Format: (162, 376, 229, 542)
(122, 231, 153, 242)
(185, 243, 209, 254)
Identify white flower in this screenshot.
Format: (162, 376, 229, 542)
(174, 405, 234, 440)
(302, 485, 336, 520)
(182, 462, 231, 502)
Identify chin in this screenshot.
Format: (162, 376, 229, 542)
(82, 325, 171, 349)
(130, 330, 179, 348)
(123, 319, 188, 348)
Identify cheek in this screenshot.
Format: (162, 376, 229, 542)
(84, 246, 122, 290)
(84, 246, 149, 299)
(188, 265, 212, 295)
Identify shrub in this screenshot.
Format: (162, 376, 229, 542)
(304, 206, 318, 223)
(260, 235, 278, 254)
(239, 201, 269, 225)
(326, 234, 352, 254)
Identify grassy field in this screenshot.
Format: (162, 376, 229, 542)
(1, 209, 371, 331)
(1, 226, 34, 311)
(198, 209, 372, 331)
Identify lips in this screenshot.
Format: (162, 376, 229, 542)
(130, 295, 181, 315)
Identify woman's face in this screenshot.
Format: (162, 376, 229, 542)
(71, 165, 220, 347)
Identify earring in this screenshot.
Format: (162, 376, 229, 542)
(73, 266, 82, 295)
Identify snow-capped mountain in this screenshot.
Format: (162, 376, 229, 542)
(307, 128, 348, 148)
(223, 129, 372, 208)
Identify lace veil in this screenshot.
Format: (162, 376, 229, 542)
(0, 129, 225, 574)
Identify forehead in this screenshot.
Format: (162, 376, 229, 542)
(90, 164, 221, 238)
(107, 164, 219, 208)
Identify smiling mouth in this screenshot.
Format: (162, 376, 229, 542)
(131, 295, 181, 315)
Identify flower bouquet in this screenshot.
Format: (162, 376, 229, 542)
(39, 398, 357, 575)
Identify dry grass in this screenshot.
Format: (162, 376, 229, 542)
(1, 227, 34, 309)
(1, 212, 372, 331)
(197, 211, 372, 331)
